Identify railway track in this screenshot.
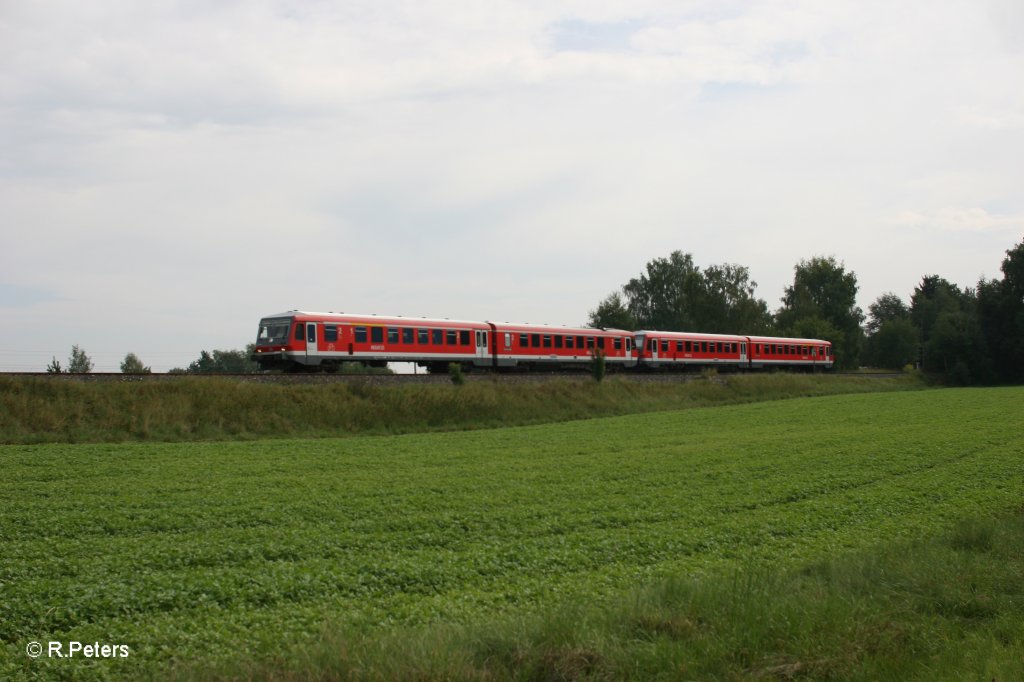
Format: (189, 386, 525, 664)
(0, 371, 903, 384)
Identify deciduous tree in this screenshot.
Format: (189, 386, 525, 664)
(776, 256, 864, 369)
(67, 345, 93, 374)
(120, 353, 152, 374)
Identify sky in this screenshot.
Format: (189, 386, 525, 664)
(2, 0, 1023, 372)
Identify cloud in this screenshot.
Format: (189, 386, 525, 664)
(0, 0, 1022, 371)
(0, 282, 63, 308)
(891, 207, 1024, 233)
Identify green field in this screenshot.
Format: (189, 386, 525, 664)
(1, 387, 1022, 680)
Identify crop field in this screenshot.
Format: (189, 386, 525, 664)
(1, 387, 1022, 680)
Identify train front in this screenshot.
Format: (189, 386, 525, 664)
(251, 314, 297, 371)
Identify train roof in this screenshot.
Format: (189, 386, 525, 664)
(747, 335, 831, 345)
(262, 311, 488, 328)
(261, 312, 628, 334)
(489, 322, 629, 335)
(634, 329, 747, 341)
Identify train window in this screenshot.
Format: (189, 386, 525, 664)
(519, 334, 528, 347)
(295, 324, 304, 341)
(355, 326, 367, 343)
(555, 335, 563, 349)
(676, 341, 683, 352)
(324, 325, 338, 343)
(259, 320, 289, 344)
(531, 333, 541, 347)
(649, 339, 656, 352)
(614, 338, 622, 351)
(371, 327, 383, 343)
(543, 335, 552, 348)
(587, 337, 595, 349)
(701, 342, 708, 353)
(661, 340, 669, 352)
(388, 328, 399, 343)
(685, 341, 692, 353)
(432, 329, 443, 345)
(565, 336, 574, 349)
(402, 328, 414, 344)
(597, 337, 606, 350)
(446, 330, 458, 345)
(418, 329, 428, 344)
(460, 330, 470, 345)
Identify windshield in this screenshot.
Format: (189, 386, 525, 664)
(256, 318, 292, 345)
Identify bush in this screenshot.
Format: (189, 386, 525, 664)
(448, 363, 465, 386)
(591, 350, 606, 383)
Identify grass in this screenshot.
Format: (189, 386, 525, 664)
(182, 513, 1024, 681)
(0, 372, 922, 444)
(1, 387, 1021, 680)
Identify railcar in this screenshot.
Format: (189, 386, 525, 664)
(746, 335, 833, 371)
(635, 330, 749, 370)
(252, 311, 491, 372)
(490, 322, 636, 370)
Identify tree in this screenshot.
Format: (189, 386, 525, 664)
(120, 353, 152, 374)
(590, 251, 772, 333)
(622, 251, 705, 331)
(977, 238, 1024, 383)
(776, 256, 865, 369)
(911, 276, 991, 383)
(588, 291, 637, 330)
(866, 292, 910, 336)
(45, 357, 63, 373)
(863, 292, 914, 369)
(185, 345, 258, 373)
(67, 345, 93, 374)
(910, 276, 967, 346)
(696, 263, 773, 333)
(866, 318, 918, 370)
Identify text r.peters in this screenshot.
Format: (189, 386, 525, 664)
(47, 641, 130, 658)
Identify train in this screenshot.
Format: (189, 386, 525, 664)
(251, 310, 834, 373)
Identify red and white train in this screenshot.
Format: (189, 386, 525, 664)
(252, 311, 833, 373)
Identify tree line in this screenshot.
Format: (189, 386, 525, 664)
(589, 237, 1024, 384)
(45, 346, 258, 375)
(46, 236, 1023, 384)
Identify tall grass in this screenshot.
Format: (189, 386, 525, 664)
(0, 373, 924, 444)
(173, 513, 1024, 681)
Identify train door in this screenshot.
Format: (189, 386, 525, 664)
(305, 322, 319, 365)
(648, 338, 659, 362)
(475, 330, 489, 365)
(740, 342, 748, 366)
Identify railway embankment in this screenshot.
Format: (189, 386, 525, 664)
(0, 372, 924, 444)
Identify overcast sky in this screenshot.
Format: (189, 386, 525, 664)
(2, 0, 1022, 371)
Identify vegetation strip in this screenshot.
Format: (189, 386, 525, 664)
(0, 372, 921, 444)
(1, 387, 1021, 680)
